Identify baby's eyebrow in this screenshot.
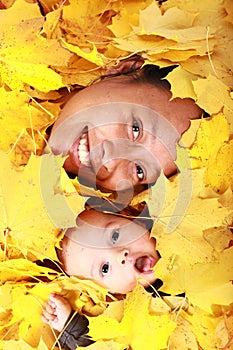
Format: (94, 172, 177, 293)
(90, 260, 97, 280)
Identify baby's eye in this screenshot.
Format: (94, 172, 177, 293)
(101, 262, 110, 276)
(111, 230, 119, 244)
(136, 164, 144, 181)
(132, 120, 140, 140)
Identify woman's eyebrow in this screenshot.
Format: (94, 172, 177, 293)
(145, 165, 159, 184)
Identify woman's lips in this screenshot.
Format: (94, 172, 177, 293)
(69, 130, 91, 168)
(134, 255, 157, 274)
(78, 132, 91, 166)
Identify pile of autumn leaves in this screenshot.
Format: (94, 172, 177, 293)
(0, 0, 233, 349)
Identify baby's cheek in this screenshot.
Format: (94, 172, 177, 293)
(140, 274, 157, 288)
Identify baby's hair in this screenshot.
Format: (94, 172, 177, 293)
(84, 197, 154, 232)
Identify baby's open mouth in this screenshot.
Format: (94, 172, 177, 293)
(134, 255, 156, 274)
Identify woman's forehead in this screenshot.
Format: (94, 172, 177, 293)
(52, 101, 177, 138)
(52, 75, 166, 128)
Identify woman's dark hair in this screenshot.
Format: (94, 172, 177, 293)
(135, 64, 176, 90)
(85, 196, 154, 232)
(99, 55, 176, 91)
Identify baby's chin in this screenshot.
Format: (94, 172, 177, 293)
(139, 277, 157, 289)
(110, 279, 157, 295)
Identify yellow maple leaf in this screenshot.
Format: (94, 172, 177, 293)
(189, 113, 233, 192)
(148, 169, 231, 292)
(0, 17, 72, 92)
(0, 1, 232, 349)
(0, 152, 82, 261)
(205, 139, 233, 193)
(169, 314, 199, 350)
(0, 61, 64, 93)
(136, 3, 212, 43)
(61, 0, 114, 56)
(0, 259, 59, 283)
(40, 7, 63, 40)
(154, 247, 233, 314)
(108, 1, 151, 37)
(8, 130, 36, 168)
(0, 338, 49, 350)
(0, 88, 59, 166)
(110, 0, 215, 64)
(0, 282, 55, 348)
(189, 113, 229, 167)
(86, 340, 126, 350)
(54, 276, 109, 314)
(224, 0, 233, 24)
(0, 274, 109, 348)
(193, 75, 233, 132)
(0, 0, 42, 32)
(166, 66, 197, 100)
(88, 284, 176, 350)
(40, 153, 85, 229)
(182, 306, 230, 350)
(61, 39, 107, 67)
(169, 304, 233, 350)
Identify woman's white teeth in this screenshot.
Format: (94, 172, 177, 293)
(78, 132, 90, 166)
(79, 138, 87, 145)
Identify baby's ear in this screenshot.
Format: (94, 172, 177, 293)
(106, 55, 144, 75)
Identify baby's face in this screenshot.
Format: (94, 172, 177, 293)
(60, 209, 159, 294)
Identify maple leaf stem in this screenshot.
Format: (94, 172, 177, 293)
(28, 104, 37, 155)
(1, 321, 21, 341)
(37, 130, 49, 146)
(206, 25, 219, 78)
(28, 95, 55, 119)
(9, 129, 25, 155)
(221, 335, 233, 350)
(88, 0, 113, 39)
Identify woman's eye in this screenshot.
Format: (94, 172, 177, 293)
(132, 120, 140, 140)
(136, 164, 144, 181)
(111, 230, 119, 244)
(101, 262, 110, 276)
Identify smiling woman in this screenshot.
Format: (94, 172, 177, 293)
(48, 60, 203, 193)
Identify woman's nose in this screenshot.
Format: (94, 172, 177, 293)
(102, 139, 133, 164)
(102, 139, 117, 161)
(96, 159, 122, 181)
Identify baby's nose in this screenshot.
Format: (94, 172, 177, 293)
(117, 249, 134, 266)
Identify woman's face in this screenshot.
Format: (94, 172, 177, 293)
(60, 209, 159, 294)
(49, 75, 202, 191)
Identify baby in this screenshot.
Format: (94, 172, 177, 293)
(42, 203, 159, 349)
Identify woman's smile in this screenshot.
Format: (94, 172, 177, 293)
(48, 73, 202, 191)
(55, 103, 180, 191)
(68, 128, 91, 168)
